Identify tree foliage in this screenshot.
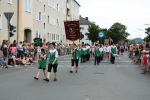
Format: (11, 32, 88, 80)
(85, 22, 130, 44)
(107, 22, 130, 43)
(85, 22, 99, 43)
(144, 36, 150, 42)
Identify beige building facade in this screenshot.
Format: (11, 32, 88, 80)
(0, 0, 18, 44)
(0, 0, 80, 44)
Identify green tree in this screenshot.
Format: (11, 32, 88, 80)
(85, 22, 100, 43)
(106, 22, 130, 43)
(144, 36, 150, 42)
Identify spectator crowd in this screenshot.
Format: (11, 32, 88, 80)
(0, 40, 72, 69)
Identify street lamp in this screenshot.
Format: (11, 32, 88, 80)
(144, 24, 150, 26)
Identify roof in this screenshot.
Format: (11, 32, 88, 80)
(74, 0, 81, 7)
(79, 16, 91, 25)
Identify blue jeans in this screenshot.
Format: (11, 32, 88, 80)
(18, 50, 23, 56)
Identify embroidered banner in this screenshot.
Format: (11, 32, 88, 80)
(64, 21, 80, 41)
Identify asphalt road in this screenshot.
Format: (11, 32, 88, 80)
(0, 52, 150, 100)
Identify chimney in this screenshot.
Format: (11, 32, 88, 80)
(85, 17, 88, 21)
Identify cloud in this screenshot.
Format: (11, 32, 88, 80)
(80, 0, 150, 21)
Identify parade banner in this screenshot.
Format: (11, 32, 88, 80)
(64, 21, 80, 41)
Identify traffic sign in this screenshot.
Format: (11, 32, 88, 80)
(33, 38, 42, 47)
(4, 12, 14, 22)
(98, 32, 104, 38)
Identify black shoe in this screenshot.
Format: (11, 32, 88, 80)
(53, 78, 57, 81)
(75, 70, 78, 73)
(45, 78, 49, 82)
(94, 64, 96, 65)
(34, 77, 38, 80)
(5, 67, 9, 68)
(43, 78, 46, 81)
(70, 71, 73, 73)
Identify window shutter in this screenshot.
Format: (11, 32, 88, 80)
(53, 17, 55, 25)
(54, 2, 56, 10)
(36, 10, 38, 20)
(48, 0, 50, 6)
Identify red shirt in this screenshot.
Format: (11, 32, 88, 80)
(143, 55, 148, 65)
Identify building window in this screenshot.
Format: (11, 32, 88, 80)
(58, 34, 59, 40)
(54, 34, 55, 40)
(39, 31, 41, 38)
(80, 27, 84, 30)
(7, 0, 12, 4)
(44, 5, 45, 12)
(36, 11, 42, 21)
(39, 12, 41, 20)
(48, 16, 49, 24)
(67, 8, 70, 16)
(56, 19, 59, 26)
(49, 33, 51, 40)
(36, 31, 38, 38)
(25, 0, 31, 12)
(52, 34, 53, 40)
(0, 14, 2, 29)
(57, 4, 59, 11)
(47, 33, 49, 41)
(38, 0, 42, 2)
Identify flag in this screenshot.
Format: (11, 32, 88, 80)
(64, 21, 80, 41)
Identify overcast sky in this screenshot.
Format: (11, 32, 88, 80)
(77, 0, 150, 39)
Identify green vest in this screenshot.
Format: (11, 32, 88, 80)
(87, 48, 90, 54)
(38, 54, 47, 69)
(111, 47, 117, 54)
(72, 49, 80, 59)
(94, 48, 100, 57)
(49, 51, 58, 64)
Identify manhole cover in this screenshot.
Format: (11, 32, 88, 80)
(94, 73, 104, 74)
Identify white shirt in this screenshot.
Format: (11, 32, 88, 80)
(106, 46, 110, 52)
(37, 47, 41, 53)
(99, 48, 103, 52)
(49, 49, 58, 57)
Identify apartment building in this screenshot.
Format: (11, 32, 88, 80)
(80, 15, 92, 45)
(0, 0, 18, 44)
(0, 0, 80, 44)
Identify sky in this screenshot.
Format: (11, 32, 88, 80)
(76, 0, 150, 39)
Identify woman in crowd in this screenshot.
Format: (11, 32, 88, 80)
(10, 44, 17, 56)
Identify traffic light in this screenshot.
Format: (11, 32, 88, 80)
(9, 23, 16, 37)
(80, 33, 84, 40)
